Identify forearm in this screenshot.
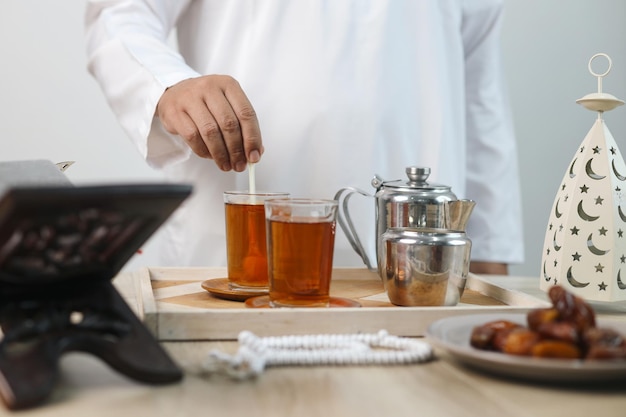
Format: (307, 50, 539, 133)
(85, 0, 199, 167)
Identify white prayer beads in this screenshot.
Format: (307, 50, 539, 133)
(201, 330, 433, 379)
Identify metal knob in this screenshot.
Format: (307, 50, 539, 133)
(406, 167, 430, 184)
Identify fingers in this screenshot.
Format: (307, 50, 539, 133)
(223, 85, 263, 164)
(172, 111, 214, 159)
(186, 94, 235, 170)
(156, 75, 264, 171)
(200, 90, 247, 172)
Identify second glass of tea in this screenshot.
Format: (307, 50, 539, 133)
(265, 198, 338, 307)
(224, 191, 289, 292)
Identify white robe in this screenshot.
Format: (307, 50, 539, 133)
(85, 0, 524, 268)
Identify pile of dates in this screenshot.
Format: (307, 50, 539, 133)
(470, 286, 626, 359)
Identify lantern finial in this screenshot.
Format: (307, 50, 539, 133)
(576, 53, 624, 114)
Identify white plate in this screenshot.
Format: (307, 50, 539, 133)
(426, 313, 626, 383)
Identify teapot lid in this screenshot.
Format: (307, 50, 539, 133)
(373, 167, 453, 194)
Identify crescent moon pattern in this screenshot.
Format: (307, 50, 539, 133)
(613, 160, 626, 181)
(553, 231, 561, 251)
(543, 261, 551, 282)
(542, 126, 626, 298)
(587, 233, 610, 255)
(618, 270, 626, 290)
(585, 158, 606, 180)
(577, 201, 600, 221)
(569, 158, 577, 178)
(619, 206, 626, 223)
(567, 266, 590, 288)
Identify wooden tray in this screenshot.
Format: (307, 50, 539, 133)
(132, 267, 549, 341)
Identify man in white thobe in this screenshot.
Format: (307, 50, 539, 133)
(85, 0, 524, 274)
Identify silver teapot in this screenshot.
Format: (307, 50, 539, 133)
(334, 166, 475, 273)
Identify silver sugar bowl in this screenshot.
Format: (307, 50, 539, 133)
(380, 227, 471, 306)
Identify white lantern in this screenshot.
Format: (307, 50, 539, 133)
(541, 53, 625, 302)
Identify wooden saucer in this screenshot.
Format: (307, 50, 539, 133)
(245, 295, 361, 308)
(201, 278, 268, 302)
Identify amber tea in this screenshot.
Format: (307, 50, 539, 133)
(224, 191, 289, 291)
(265, 199, 338, 307)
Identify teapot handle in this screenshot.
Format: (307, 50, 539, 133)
(333, 187, 375, 271)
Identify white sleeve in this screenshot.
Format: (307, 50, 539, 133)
(85, 0, 200, 168)
(461, 0, 524, 264)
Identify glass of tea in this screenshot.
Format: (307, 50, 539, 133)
(224, 191, 289, 292)
(265, 198, 339, 307)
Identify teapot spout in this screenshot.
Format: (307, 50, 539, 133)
(449, 199, 476, 231)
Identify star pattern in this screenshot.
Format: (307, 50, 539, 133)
(541, 114, 626, 302)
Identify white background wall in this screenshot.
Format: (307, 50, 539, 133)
(1, 0, 625, 276)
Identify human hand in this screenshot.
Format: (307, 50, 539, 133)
(156, 75, 264, 172)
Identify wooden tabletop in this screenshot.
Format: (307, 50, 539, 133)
(2, 270, 626, 417)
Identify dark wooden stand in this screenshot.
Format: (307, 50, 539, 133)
(0, 279, 183, 410)
(0, 182, 192, 409)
